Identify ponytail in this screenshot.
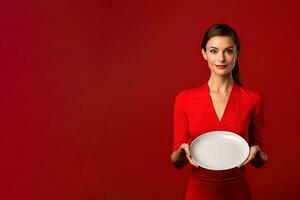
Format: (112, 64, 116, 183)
(233, 61, 242, 86)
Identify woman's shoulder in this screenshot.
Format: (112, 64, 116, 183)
(236, 84, 263, 103)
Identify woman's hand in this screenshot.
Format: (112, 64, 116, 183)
(238, 145, 266, 168)
(180, 143, 199, 167)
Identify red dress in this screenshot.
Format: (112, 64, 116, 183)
(172, 81, 266, 200)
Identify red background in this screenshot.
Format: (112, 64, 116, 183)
(0, 0, 299, 199)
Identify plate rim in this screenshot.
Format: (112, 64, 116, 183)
(190, 130, 250, 170)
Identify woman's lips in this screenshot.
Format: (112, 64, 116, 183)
(216, 65, 227, 69)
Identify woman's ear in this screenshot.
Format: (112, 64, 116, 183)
(201, 48, 207, 61)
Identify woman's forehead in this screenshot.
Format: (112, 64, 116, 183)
(206, 36, 236, 48)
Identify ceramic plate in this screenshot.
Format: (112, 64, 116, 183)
(190, 131, 249, 170)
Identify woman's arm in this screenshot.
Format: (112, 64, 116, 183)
(251, 148, 268, 168)
(238, 145, 268, 168)
(246, 93, 268, 168)
(170, 147, 188, 169)
(170, 143, 198, 169)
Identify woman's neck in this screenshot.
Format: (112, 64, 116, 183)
(208, 74, 234, 93)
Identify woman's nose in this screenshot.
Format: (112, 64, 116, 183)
(217, 52, 225, 62)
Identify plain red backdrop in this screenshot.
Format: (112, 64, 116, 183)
(0, 0, 299, 199)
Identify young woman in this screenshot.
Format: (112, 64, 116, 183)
(170, 24, 268, 200)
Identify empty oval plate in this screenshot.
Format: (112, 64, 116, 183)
(190, 131, 249, 170)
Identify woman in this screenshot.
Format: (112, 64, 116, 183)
(170, 24, 268, 200)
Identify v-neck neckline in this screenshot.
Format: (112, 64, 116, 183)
(207, 81, 235, 124)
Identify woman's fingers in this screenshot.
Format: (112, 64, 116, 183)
(238, 155, 252, 168)
(181, 143, 198, 167)
(191, 158, 199, 167)
(238, 146, 258, 168)
(187, 156, 198, 167)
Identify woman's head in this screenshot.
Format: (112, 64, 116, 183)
(201, 24, 242, 85)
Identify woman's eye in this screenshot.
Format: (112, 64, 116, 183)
(210, 50, 217, 54)
(226, 49, 233, 54)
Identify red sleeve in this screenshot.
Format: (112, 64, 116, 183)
(172, 90, 191, 152)
(249, 93, 267, 153)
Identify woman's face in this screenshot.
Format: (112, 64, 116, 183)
(201, 36, 238, 76)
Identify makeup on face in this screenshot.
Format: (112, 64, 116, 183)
(215, 64, 228, 69)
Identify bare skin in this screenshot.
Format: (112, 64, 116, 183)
(171, 36, 268, 169)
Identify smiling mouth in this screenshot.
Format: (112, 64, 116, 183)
(216, 65, 227, 69)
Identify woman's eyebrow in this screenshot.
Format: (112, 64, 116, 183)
(209, 46, 234, 49)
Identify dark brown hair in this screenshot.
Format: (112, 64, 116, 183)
(201, 23, 242, 86)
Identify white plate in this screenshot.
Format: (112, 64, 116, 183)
(190, 131, 249, 170)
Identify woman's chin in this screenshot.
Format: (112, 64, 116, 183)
(212, 70, 232, 76)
